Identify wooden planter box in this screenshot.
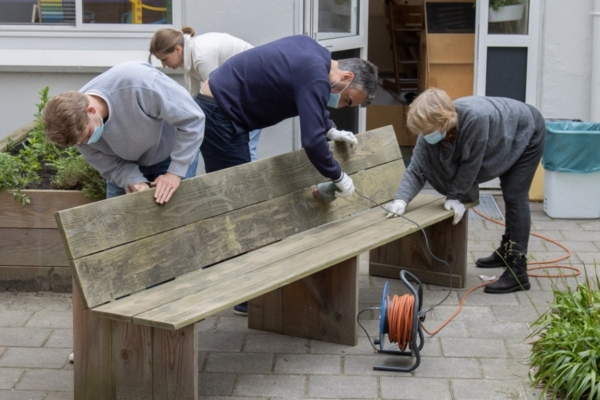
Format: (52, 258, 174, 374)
(1, 121, 98, 292)
(0, 190, 94, 292)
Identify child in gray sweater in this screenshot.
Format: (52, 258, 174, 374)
(385, 88, 546, 294)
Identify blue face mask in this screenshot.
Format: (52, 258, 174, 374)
(423, 130, 446, 145)
(327, 79, 351, 109)
(86, 113, 104, 145)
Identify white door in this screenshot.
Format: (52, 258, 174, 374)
(474, 0, 541, 105)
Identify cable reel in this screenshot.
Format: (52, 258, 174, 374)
(368, 270, 426, 372)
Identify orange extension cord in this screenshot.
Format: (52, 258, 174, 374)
(385, 207, 582, 346)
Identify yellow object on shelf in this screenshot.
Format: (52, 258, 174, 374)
(130, 0, 167, 24)
(529, 162, 544, 202)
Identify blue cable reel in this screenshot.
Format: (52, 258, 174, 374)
(372, 270, 426, 372)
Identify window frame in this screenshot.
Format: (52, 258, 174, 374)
(0, 0, 181, 36)
(0, 0, 182, 68)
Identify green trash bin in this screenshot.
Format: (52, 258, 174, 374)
(542, 121, 600, 218)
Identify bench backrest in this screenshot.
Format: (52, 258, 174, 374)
(55, 126, 404, 309)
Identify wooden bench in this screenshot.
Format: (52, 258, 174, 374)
(55, 126, 470, 400)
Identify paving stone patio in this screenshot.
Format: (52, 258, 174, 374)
(0, 196, 597, 399)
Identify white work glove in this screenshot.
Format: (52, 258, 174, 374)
(385, 199, 407, 219)
(444, 199, 466, 225)
(326, 127, 358, 146)
(333, 172, 355, 197)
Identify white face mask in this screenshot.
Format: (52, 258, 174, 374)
(423, 130, 446, 145)
(327, 79, 351, 109)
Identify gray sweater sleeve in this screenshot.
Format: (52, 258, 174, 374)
(394, 136, 427, 203)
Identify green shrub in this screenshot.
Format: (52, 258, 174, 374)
(528, 267, 600, 399)
(1, 87, 106, 205)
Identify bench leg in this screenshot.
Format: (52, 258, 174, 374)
(369, 216, 468, 288)
(248, 257, 358, 346)
(73, 279, 198, 400)
(73, 279, 115, 399)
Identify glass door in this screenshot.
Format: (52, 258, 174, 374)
(474, 0, 541, 105)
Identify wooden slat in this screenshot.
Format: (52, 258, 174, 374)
(76, 159, 404, 309)
(0, 228, 68, 267)
(133, 197, 453, 330)
(102, 196, 455, 330)
(91, 195, 442, 323)
(55, 126, 401, 260)
(0, 190, 94, 229)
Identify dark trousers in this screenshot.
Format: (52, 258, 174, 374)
(194, 94, 251, 173)
(499, 104, 547, 257)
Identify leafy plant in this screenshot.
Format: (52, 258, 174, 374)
(490, 0, 522, 12)
(1, 86, 106, 205)
(528, 265, 600, 400)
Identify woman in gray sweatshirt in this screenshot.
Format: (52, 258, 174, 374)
(385, 88, 546, 294)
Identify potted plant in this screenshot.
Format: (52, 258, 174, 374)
(488, 0, 525, 23)
(0, 87, 106, 292)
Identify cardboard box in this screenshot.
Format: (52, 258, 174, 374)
(366, 104, 416, 147)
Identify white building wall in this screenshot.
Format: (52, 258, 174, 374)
(0, 0, 300, 161)
(539, 0, 594, 120)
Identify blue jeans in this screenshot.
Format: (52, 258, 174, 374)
(249, 129, 262, 162)
(106, 151, 200, 198)
(194, 93, 251, 173)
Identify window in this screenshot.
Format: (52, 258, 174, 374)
(0, 0, 173, 26)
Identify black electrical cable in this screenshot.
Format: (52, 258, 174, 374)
(354, 188, 453, 315)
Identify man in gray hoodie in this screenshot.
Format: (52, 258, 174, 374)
(43, 61, 205, 204)
(385, 88, 546, 294)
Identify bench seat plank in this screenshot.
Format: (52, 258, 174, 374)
(94, 195, 453, 330)
(74, 159, 404, 309)
(91, 194, 441, 323)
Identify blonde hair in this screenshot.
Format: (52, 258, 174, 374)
(42, 91, 90, 147)
(148, 26, 195, 62)
(407, 88, 458, 134)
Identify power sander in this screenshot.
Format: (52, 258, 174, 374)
(312, 181, 340, 203)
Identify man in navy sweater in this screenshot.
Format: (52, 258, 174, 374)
(196, 35, 378, 198)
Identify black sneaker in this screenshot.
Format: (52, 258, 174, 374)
(233, 302, 248, 316)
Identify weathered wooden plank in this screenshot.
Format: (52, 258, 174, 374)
(0, 120, 36, 152)
(248, 289, 284, 333)
(55, 126, 400, 260)
(78, 160, 404, 309)
(0, 228, 67, 266)
(370, 210, 469, 288)
(0, 190, 94, 229)
(129, 197, 456, 330)
(250, 257, 359, 345)
(73, 279, 115, 400)
(152, 324, 198, 400)
(91, 194, 442, 323)
(113, 321, 153, 400)
(0, 265, 72, 292)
